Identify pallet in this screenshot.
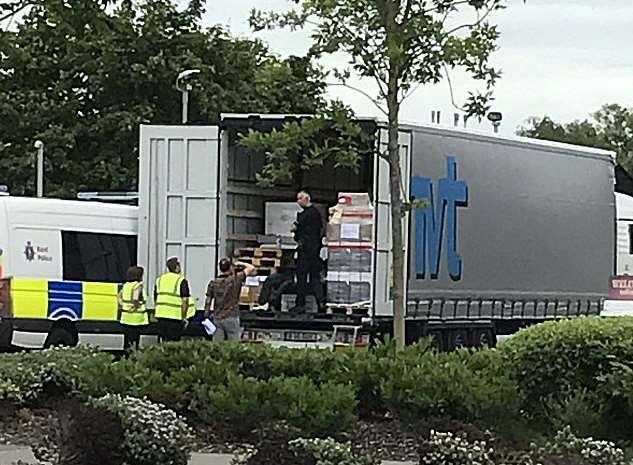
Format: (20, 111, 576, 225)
(239, 302, 259, 311)
(256, 267, 274, 277)
(235, 247, 258, 258)
(325, 303, 369, 316)
(254, 247, 283, 259)
(254, 257, 280, 268)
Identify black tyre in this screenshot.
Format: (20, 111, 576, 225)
(44, 326, 77, 348)
(472, 327, 496, 348)
(447, 328, 469, 351)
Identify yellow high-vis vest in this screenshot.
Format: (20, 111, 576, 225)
(119, 281, 148, 326)
(155, 272, 195, 320)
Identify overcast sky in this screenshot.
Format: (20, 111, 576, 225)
(193, 0, 633, 135)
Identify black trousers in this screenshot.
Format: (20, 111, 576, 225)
(158, 318, 183, 342)
(122, 325, 147, 351)
(296, 247, 324, 310)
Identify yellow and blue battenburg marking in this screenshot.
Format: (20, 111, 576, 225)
(11, 278, 119, 321)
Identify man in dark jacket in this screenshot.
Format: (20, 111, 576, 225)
(258, 266, 293, 311)
(291, 190, 325, 312)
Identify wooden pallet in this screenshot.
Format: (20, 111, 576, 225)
(235, 247, 258, 258)
(256, 267, 274, 277)
(239, 302, 255, 311)
(325, 304, 369, 316)
(254, 248, 283, 259)
(254, 257, 280, 268)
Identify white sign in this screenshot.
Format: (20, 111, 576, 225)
(11, 228, 62, 279)
(340, 223, 360, 240)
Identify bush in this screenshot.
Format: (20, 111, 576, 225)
(530, 427, 629, 465)
(291, 437, 379, 465)
(56, 399, 125, 465)
(419, 430, 495, 465)
(93, 395, 194, 465)
(381, 349, 521, 433)
(0, 346, 113, 405)
(501, 318, 633, 414)
(196, 373, 357, 437)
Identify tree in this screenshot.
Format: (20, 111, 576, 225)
(249, 0, 505, 349)
(518, 104, 633, 173)
(0, 0, 326, 197)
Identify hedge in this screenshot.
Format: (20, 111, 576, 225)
(3, 317, 633, 443)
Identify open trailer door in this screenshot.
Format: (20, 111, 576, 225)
(373, 128, 413, 317)
(138, 125, 221, 310)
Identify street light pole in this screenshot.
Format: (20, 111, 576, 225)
(181, 85, 190, 124)
(34, 140, 44, 198)
(176, 69, 200, 124)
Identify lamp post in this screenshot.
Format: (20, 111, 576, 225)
(34, 140, 44, 197)
(175, 69, 201, 124)
(487, 111, 503, 134)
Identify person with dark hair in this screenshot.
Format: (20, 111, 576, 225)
(154, 257, 194, 342)
(258, 266, 293, 311)
(204, 257, 256, 341)
(291, 190, 325, 312)
(118, 266, 148, 351)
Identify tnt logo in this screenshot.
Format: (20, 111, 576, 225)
(412, 157, 468, 281)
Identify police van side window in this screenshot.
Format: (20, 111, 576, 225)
(62, 231, 137, 283)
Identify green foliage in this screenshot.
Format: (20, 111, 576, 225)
(419, 430, 495, 465)
(501, 318, 633, 413)
(0, 345, 113, 404)
(380, 348, 521, 432)
(250, 0, 504, 116)
(93, 394, 194, 465)
(239, 101, 374, 187)
(518, 104, 633, 172)
(530, 427, 629, 465)
(291, 437, 379, 465)
(0, 0, 325, 197)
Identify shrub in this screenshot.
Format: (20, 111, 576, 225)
(93, 395, 194, 465)
(0, 346, 113, 405)
(501, 318, 633, 415)
(291, 437, 379, 465)
(381, 349, 521, 432)
(530, 427, 629, 465)
(196, 373, 357, 437)
(418, 430, 495, 465)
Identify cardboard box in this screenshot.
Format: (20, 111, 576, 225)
(337, 193, 372, 209)
(239, 285, 261, 303)
(326, 281, 371, 304)
(327, 223, 373, 242)
(327, 247, 373, 272)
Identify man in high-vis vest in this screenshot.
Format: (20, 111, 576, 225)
(118, 265, 148, 351)
(154, 257, 194, 342)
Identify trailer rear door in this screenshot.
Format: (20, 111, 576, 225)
(138, 125, 220, 309)
(373, 129, 413, 316)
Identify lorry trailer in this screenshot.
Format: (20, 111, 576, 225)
(0, 115, 618, 350)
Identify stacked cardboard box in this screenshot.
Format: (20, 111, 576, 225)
(326, 193, 374, 305)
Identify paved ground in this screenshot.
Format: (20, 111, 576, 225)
(0, 447, 415, 465)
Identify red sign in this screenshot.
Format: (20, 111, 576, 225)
(609, 276, 633, 300)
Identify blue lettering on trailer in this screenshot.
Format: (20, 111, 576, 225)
(412, 157, 468, 281)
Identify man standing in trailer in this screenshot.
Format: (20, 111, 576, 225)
(291, 190, 325, 313)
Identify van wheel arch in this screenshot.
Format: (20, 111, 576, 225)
(44, 320, 78, 348)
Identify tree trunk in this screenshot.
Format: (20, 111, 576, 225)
(387, 64, 406, 351)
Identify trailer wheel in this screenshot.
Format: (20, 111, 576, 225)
(472, 327, 496, 348)
(427, 330, 444, 351)
(44, 325, 77, 348)
(447, 328, 469, 351)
